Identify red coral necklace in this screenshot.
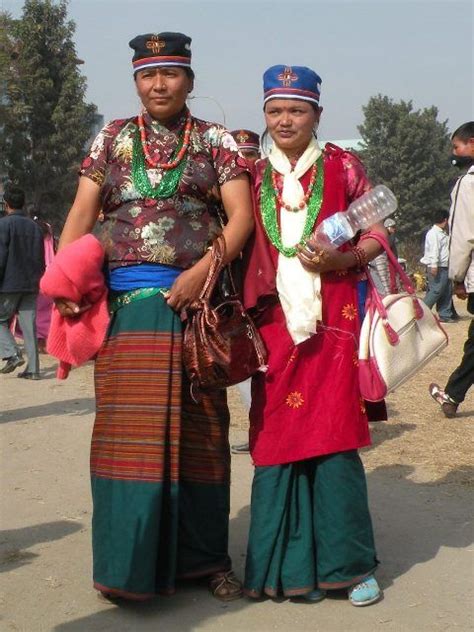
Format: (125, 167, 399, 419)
(137, 110, 193, 170)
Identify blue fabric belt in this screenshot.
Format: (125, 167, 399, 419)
(108, 263, 182, 291)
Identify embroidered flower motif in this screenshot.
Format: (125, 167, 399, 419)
(204, 126, 238, 152)
(112, 129, 134, 162)
(87, 169, 105, 186)
(89, 128, 108, 159)
(190, 127, 202, 153)
(286, 391, 304, 409)
(139, 241, 176, 264)
(156, 216, 175, 232)
(128, 206, 141, 218)
(203, 125, 223, 147)
(120, 176, 140, 202)
(221, 132, 239, 152)
(89, 121, 113, 160)
(147, 169, 163, 187)
(141, 222, 165, 245)
(192, 240, 207, 252)
(342, 303, 357, 320)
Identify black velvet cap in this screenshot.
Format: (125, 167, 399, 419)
(129, 32, 192, 72)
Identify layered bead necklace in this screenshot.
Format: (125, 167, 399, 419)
(260, 156, 324, 257)
(131, 110, 193, 199)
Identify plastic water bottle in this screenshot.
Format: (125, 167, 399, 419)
(312, 185, 398, 248)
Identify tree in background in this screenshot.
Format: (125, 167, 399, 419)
(0, 11, 26, 197)
(358, 95, 455, 253)
(0, 0, 97, 228)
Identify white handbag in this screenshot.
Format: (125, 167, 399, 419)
(359, 233, 448, 402)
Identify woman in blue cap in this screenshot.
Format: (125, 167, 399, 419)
(55, 32, 253, 602)
(242, 65, 385, 606)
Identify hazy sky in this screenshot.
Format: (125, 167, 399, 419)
(3, 0, 473, 141)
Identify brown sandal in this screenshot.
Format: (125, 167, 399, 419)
(208, 570, 243, 601)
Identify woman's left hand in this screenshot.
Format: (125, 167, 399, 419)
(297, 236, 349, 273)
(165, 265, 208, 314)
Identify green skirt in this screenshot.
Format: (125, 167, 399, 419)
(91, 292, 231, 599)
(244, 451, 378, 597)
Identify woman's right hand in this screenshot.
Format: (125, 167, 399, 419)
(54, 298, 91, 318)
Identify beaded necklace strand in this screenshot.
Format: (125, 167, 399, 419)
(131, 113, 192, 199)
(137, 111, 193, 169)
(271, 162, 318, 212)
(260, 156, 324, 257)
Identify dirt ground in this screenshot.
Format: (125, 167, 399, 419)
(1, 299, 473, 631)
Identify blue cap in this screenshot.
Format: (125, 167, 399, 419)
(263, 65, 322, 106)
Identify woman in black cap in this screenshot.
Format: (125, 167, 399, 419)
(55, 32, 253, 602)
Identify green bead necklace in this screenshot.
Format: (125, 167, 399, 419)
(260, 156, 324, 257)
(131, 127, 187, 199)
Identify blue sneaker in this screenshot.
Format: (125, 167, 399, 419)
(302, 588, 327, 603)
(348, 576, 381, 607)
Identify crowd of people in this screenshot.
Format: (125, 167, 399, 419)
(1, 29, 473, 613)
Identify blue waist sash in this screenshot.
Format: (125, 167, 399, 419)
(108, 263, 182, 291)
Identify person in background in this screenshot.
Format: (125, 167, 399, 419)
(230, 129, 260, 166)
(0, 184, 45, 378)
(421, 209, 455, 323)
(430, 121, 474, 417)
(14, 212, 55, 352)
(33, 215, 55, 351)
(383, 217, 398, 258)
(54, 32, 253, 602)
(230, 128, 261, 455)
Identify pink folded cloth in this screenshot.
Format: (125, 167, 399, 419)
(40, 234, 110, 379)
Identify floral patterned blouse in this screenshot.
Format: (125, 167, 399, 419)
(80, 110, 248, 270)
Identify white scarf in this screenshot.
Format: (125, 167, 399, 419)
(268, 137, 323, 344)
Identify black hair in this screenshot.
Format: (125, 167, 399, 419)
(451, 121, 474, 142)
(432, 209, 450, 224)
(184, 67, 195, 82)
(3, 184, 25, 210)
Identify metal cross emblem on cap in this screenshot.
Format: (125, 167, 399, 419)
(236, 131, 249, 143)
(278, 67, 298, 87)
(146, 35, 166, 55)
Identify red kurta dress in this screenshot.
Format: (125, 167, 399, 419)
(244, 144, 372, 467)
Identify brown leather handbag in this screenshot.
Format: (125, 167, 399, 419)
(183, 234, 267, 397)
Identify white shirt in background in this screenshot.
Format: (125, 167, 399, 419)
(421, 224, 450, 267)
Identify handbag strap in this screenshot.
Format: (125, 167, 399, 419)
(360, 231, 417, 295)
(361, 231, 424, 345)
(199, 234, 227, 301)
